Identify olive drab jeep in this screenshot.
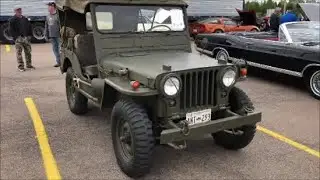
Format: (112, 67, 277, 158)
(56, 0, 262, 178)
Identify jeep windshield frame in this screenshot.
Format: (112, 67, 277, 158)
(93, 4, 187, 34)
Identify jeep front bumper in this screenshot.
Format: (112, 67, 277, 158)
(160, 111, 262, 144)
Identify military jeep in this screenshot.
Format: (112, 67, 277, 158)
(56, 0, 262, 178)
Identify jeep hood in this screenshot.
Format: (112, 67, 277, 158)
(100, 52, 227, 88)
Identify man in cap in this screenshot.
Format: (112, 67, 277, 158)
(280, 7, 298, 24)
(269, 7, 282, 32)
(9, 6, 35, 71)
(45, 2, 61, 67)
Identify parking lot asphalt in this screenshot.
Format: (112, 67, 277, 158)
(1, 43, 319, 180)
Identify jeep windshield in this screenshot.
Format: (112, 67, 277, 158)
(95, 5, 185, 33)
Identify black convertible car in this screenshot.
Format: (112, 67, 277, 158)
(195, 21, 320, 99)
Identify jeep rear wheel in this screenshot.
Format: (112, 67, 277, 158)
(66, 67, 88, 114)
(111, 100, 155, 178)
(212, 87, 257, 150)
(305, 69, 320, 100)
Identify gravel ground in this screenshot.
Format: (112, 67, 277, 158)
(1, 44, 319, 180)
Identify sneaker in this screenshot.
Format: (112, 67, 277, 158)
(18, 68, 25, 72)
(54, 64, 60, 67)
(26, 65, 35, 70)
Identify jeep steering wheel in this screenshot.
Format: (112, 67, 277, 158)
(148, 24, 172, 31)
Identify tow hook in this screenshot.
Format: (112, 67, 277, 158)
(180, 120, 190, 136)
(168, 140, 187, 150)
(244, 106, 255, 113)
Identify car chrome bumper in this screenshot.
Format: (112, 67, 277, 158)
(160, 112, 262, 144)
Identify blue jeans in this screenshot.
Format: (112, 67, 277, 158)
(50, 37, 61, 64)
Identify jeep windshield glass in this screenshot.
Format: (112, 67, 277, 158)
(95, 5, 185, 33)
(285, 22, 320, 43)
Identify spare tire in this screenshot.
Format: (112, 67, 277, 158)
(0, 23, 14, 44)
(31, 22, 46, 43)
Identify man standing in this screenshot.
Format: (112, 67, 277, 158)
(269, 7, 282, 32)
(9, 7, 35, 71)
(280, 8, 298, 24)
(45, 2, 61, 67)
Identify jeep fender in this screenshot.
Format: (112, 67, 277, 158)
(61, 50, 86, 80)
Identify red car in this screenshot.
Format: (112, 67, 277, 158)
(189, 9, 260, 38)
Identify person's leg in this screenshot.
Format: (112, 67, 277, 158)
(51, 37, 60, 66)
(14, 37, 25, 71)
(23, 37, 34, 69)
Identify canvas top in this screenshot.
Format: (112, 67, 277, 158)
(56, 0, 188, 13)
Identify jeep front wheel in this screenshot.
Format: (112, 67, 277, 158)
(212, 87, 257, 150)
(111, 100, 155, 178)
(66, 67, 88, 114)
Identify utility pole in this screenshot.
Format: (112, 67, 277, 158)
(283, 0, 287, 13)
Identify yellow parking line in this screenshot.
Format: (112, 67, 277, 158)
(24, 98, 62, 180)
(257, 125, 320, 158)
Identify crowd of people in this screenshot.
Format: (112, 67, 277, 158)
(8, 2, 60, 72)
(269, 7, 299, 32)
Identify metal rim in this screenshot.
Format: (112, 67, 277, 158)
(117, 118, 133, 161)
(216, 50, 229, 62)
(67, 75, 77, 106)
(32, 26, 45, 40)
(3, 27, 13, 41)
(310, 70, 320, 97)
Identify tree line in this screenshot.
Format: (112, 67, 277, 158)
(245, 0, 318, 16)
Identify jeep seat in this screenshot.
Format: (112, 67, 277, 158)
(74, 33, 98, 77)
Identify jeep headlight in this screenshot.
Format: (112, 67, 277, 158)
(222, 69, 236, 87)
(163, 77, 180, 96)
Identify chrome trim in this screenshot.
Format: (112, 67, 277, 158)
(302, 64, 320, 75)
(196, 47, 303, 77)
(196, 47, 213, 55)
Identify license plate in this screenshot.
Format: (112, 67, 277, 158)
(193, 29, 197, 33)
(186, 109, 212, 126)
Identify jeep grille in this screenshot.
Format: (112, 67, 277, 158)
(179, 69, 217, 110)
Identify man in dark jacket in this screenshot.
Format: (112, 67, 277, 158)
(9, 7, 35, 71)
(269, 7, 281, 32)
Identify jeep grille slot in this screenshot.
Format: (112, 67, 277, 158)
(180, 69, 216, 110)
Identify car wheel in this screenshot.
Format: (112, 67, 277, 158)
(305, 69, 320, 100)
(212, 87, 256, 150)
(111, 100, 155, 178)
(0, 23, 14, 44)
(66, 67, 88, 114)
(215, 49, 229, 62)
(214, 29, 224, 33)
(31, 22, 46, 43)
(251, 28, 259, 32)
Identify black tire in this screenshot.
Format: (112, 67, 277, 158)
(212, 87, 256, 150)
(304, 69, 320, 100)
(31, 22, 46, 43)
(0, 23, 14, 44)
(111, 100, 155, 178)
(214, 29, 224, 33)
(66, 67, 88, 114)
